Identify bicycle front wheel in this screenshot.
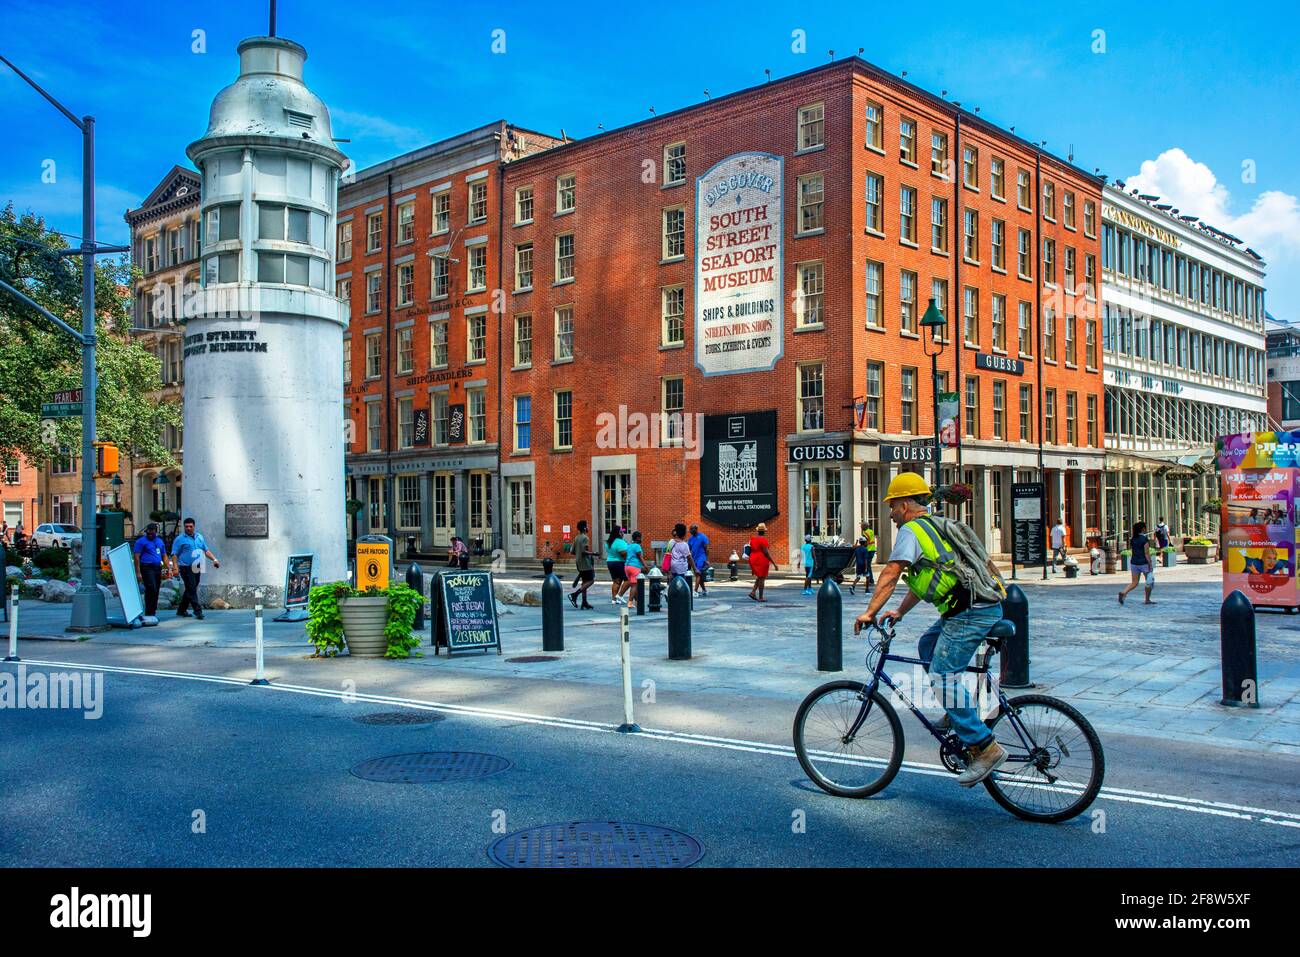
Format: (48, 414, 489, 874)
(983, 694, 1105, 823)
(793, 680, 903, 798)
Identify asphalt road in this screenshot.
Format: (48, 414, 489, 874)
(3, 646, 1298, 867)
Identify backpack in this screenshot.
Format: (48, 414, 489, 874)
(922, 515, 1007, 605)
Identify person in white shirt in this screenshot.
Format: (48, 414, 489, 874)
(1050, 519, 1067, 574)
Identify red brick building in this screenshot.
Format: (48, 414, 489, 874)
(2, 454, 40, 539)
(498, 58, 1105, 564)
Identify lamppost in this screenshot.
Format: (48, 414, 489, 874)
(919, 298, 948, 495)
(0, 54, 130, 631)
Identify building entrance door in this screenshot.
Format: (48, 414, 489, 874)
(506, 477, 535, 558)
(468, 470, 493, 553)
(433, 472, 456, 548)
(600, 471, 632, 536)
(801, 466, 843, 538)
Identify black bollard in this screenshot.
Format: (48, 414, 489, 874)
(541, 557, 555, 577)
(635, 577, 646, 616)
(816, 577, 842, 672)
(1000, 584, 1031, 688)
(667, 574, 692, 659)
(405, 561, 425, 630)
(1220, 590, 1258, 708)
(541, 573, 565, 652)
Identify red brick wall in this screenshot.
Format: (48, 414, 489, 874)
(1, 455, 40, 534)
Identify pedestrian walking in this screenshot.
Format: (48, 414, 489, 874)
(1118, 521, 1156, 606)
(800, 534, 815, 595)
(568, 520, 597, 609)
(861, 524, 877, 587)
(0, 520, 9, 546)
(132, 522, 166, 617)
(745, 522, 778, 602)
(1154, 518, 1171, 550)
(666, 523, 696, 591)
(170, 517, 220, 619)
(1050, 517, 1068, 574)
(605, 526, 630, 605)
(849, 537, 872, 594)
(12, 524, 26, 555)
(688, 524, 710, 596)
(617, 530, 645, 603)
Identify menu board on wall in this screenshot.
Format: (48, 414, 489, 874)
(1218, 431, 1300, 608)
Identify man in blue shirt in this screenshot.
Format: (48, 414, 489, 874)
(132, 523, 167, 617)
(688, 524, 710, 597)
(170, 517, 220, 619)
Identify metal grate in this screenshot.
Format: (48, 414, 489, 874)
(353, 711, 444, 726)
(350, 752, 511, 783)
(506, 655, 561, 663)
(488, 821, 704, 868)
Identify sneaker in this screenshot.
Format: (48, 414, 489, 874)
(957, 740, 1008, 787)
(176, 610, 193, 618)
(580, 603, 594, 610)
(569, 592, 578, 609)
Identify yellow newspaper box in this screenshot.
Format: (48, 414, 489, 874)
(356, 540, 391, 590)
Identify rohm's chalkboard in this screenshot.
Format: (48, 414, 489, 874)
(433, 570, 501, 656)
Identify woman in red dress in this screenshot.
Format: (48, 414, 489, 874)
(746, 523, 779, 602)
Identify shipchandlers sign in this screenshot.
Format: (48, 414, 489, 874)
(695, 152, 783, 376)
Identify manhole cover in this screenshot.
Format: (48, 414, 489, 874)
(353, 710, 444, 725)
(506, 655, 560, 663)
(488, 821, 704, 868)
(350, 752, 511, 783)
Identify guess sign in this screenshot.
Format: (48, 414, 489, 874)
(974, 352, 1024, 375)
(789, 442, 849, 462)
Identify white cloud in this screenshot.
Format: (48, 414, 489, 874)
(330, 108, 429, 155)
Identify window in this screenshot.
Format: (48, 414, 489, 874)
(554, 306, 574, 361)
(931, 279, 949, 343)
(963, 146, 978, 189)
(1042, 181, 1056, 220)
(467, 313, 487, 362)
(398, 397, 414, 449)
(513, 314, 532, 367)
(664, 143, 686, 185)
(930, 197, 948, 252)
(1084, 254, 1096, 299)
(865, 261, 883, 328)
(397, 262, 414, 307)
(365, 272, 382, 313)
(901, 368, 917, 433)
(662, 286, 685, 345)
(865, 361, 883, 430)
(515, 243, 534, 290)
(469, 181, 488, 223)
(900, 118, 917, 164)
(1084, 200, 1096, 238)
(663, 207, 686, 259)
(258, 203, 312, 243)
(364, 333, 382, 379)
(396, 326, 413, 374)
(798, 173, 824, 232)
(1018, 301, 1032, 356)
(798, 103, 825, 150)
(555, 234, 574, 282)
(1063, 191, 1075, 230)
(1043, 238, 1056, 285)
(963, 286, 978, 346)
(1017, 229, 1032, 279)
(338, 221, 352, 260)
(993, 380, 1006, 439)
(397, 474, 420, 528)
(1087, 395, 1097, 447)
(468, 389, 487, 444)
(963, 208, 979, 261)
(343, 336, 352, 383)
(930, 131, 948, 178)
(434, 192, 451, 234)
(900, 187, 917, 243)
(984, 220, 1004, 273)
(206, 203, 239, 245)
(467, 245, 488, 292)
(661, 377, 685, 445)
(1064, 247, 1076, 292)
(515, 185, 533, 224)
(430, 255, 449, 300)
(1045, 389, 1057, 443)
(798, 363, 824, 431)
(337, 277, 351, 322)
(1066, 391, 1078, 445)
(1019, 385, 1032, 441)
(798, 262, 824, 327)
(1085, 319, 1098, 369)
(514, 396, 531, 451)
(430, 318, 448, 368)
(4, 460, 19, 485)
(397, 202, 415, 244)
(1065, 315, 1077, 365)
(865, 100, 883, 151)
(556, 174, 576, 213)
(366, 212, 383, 252)
(992, 294, 1006, 351)
(991, 157, 1005, 199)
(554, 391, 573, 449)
(865, 173, 884, 232)
(1016, 170, 1032, 210)
(899, 270, 917, 334)
(432, 393, 449, 445)
(964, 376, 979, 438)
(1043, 307, 1057, 361)
(366, 403, 382, 452)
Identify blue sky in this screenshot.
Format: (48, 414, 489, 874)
(3, 0, 1298, 316)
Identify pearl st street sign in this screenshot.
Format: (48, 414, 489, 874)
(41, 388, 83, 418)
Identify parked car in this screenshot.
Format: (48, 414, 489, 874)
(33, 523, 82, 549)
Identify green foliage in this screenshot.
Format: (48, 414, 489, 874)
(381, 582, 422, 658)
(344, 498, 364, 516)
(1161, 545, 1178, 553)
(1201, 498, 1222, 516)
(34, 546, 69, 574)
(305, 582, 349, 656)
(0, 205, 181, 465)
(3, 544, 21, 568)
(1186, 537, 1215, 547)
(305, 581, 423, 658)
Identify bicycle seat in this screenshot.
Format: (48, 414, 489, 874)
(985, 619, 1016, 649)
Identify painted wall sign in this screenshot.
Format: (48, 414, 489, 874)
(975, 352, 1024, 375)
(695, 152, 783, 376)
(700, 411, 778, 527)
(789, 442, 849, 462)
(183, 329, 268, 359)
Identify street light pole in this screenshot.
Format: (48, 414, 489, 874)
(920, 298, 948, 498)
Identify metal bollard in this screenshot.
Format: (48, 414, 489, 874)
(406, 561, 425, 630)
(667, 574, 692, 660)
(616, 604, 640, 733)
(1220, 590, 1259, 708)
(635, 577, 645, 616)
(1000, 584, 1031, 688)
(541, 573, 564, 652)
(250, 604, 268, 685)
(816, 578, 842, 672)
(541, 557, 555, 577)
(5, 585, 18, 662)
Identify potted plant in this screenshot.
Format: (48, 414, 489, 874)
(1161, 545, 1177, 568)
(934, 483, 973, 507)
(306, 581, 423, 658)
(1119, 548, 1131, 571)
(1184, 537, 1217, 565)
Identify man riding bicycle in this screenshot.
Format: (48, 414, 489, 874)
(854, 473, 1008, 787)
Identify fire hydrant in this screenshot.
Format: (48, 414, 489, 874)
(727, 550, 740, 581)
(1089, 547, 1102, 575)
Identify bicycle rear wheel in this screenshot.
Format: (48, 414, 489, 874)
(982, 694, 1105, 823)
(793, 680, 903, 798)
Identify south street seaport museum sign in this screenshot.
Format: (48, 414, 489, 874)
(695, 152, 783, 376)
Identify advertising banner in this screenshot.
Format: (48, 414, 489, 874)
(938, 392, 960, 448)
(699, 411, 778, 527)
(1218, 430, 1300, 608)
(695, 152, 783, 376)
(1012, 483, 1046, 567)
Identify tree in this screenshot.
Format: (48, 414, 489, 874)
(0, 204, 180, 467)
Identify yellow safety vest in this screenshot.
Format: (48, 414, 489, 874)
(862, 527, 876, 550)
(901, 517, 962, 614)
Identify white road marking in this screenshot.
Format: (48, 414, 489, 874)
(13, 658, 1300, 828)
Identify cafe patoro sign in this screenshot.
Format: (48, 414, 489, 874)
(695, 151, 784, 376)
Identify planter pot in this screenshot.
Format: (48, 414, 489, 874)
(1162, 552, 1176, 568)
(339, 595, 389, 656)
(1185, 545, 1216, 565)
(1120, 555, 1129, 571)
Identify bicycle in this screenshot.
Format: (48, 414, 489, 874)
(793, 618, 1105, 823)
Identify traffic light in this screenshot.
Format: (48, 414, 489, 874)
(93, 442, 119, 478)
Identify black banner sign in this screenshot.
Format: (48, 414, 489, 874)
(1012, 483, 1046, 566)
(413, 408, 430, 447)
(448, 403, 466, 444)
(432, 570, 501, 656)
(700, 410, 779, 528)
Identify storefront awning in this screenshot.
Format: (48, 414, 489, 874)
(1105, 447, 1214, 475)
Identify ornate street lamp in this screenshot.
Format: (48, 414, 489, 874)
(919, 298, 947, 492)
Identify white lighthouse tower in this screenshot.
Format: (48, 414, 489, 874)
(183, 33, 349, 604)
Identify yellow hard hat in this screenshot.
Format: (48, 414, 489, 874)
(883, 472, 932, 502)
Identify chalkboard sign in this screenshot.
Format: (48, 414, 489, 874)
(432, 569, 501, 656)
(1012, 483, 1046, 567)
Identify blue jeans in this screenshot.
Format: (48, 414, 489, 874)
(917, 602, 1003, 746)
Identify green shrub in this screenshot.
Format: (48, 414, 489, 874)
(34, 547, 70, 574)
(305, 581, 422, 659)
(1186, 537, 1215, 547)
